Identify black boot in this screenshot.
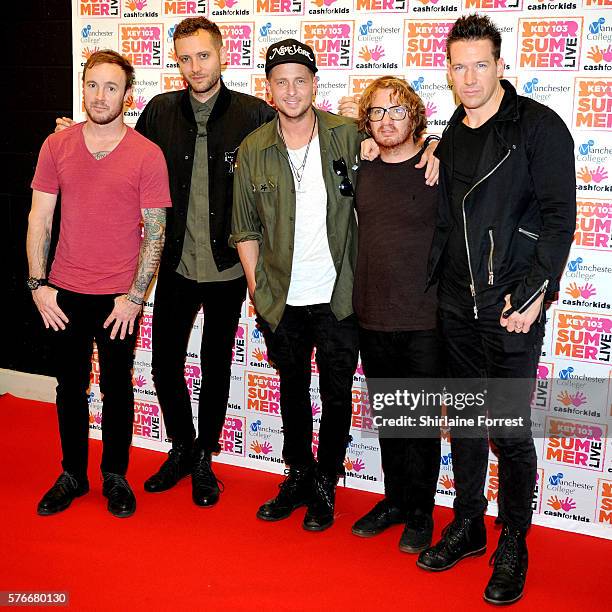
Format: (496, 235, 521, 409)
(37, 472, 89, 516)
(483, 526, 528, 605)
(144, 441, 193, 493)
(256, 465, 314, 521)
(102, 473, 136, 518)
(351, 499, 405, 537)
(303, 469, 337, 532)
(192, 450, 221, 507)
(417, 515, 487, 571)
(399, 510, 434, 554)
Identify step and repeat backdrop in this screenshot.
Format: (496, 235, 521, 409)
(71, 0, 611, 539)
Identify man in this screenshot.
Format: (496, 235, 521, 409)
(350, 77, 442, 554)
(29, 50, 171, 518)
(417, 15, 576, 605)
(231, 39, 362, 532)
(132, 18, 276, 506)
(57, 18, 275, 507)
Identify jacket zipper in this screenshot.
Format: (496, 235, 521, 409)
(461, 148, 512, 319)
(518, 227, 540, 241)
(516, 279, 549, 315)
(488, 229, 495, 285)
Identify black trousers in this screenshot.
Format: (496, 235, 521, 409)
(259, 304, 359, 475)
(359, 327, 442, 516)
(51, 289, 138, 478)
(151, 270, 246, 453)
(439, 302, 543, 531)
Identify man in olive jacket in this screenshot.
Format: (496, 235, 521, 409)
(231, 40, 362, 532)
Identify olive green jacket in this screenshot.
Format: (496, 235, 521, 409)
(230, 107, 363, 331)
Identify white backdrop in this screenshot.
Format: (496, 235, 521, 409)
(72, 0, 612, 539)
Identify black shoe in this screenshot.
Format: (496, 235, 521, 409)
(303, 470, 337, 532)
(144, 442, 192, 493)
(37, 472, 89, 516)
(399, 511, 434, 553)
(192, 450, 222, 507)
(102, 473, 136, 518)
(417, 516, 487, 571)
(483, 526, 528, 605)
(256, 465, 314, 521)
(351, 499, 405, 537)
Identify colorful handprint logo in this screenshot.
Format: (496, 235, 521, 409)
(547, 495, 576, 512)
(557, 391, 587, 407)
(577, 166, 609, 184)
(565, 282, 597, 299)
(344, 457, 365, 472)
(133, 374, 147, 388)
(126, 0, 148, 10)
(250, 440, 273, 454)
(587, 44, 612, 64)
(439, 475, 455, 490)
(312, 0, 337, 5)
(425, 101, 437, 117)
(253, 348, 269, 363)
(359, 45, 385, 62)
(311, 402, 321, 417)
(316, 100, 333, 112)
(82, 46, 100, 60)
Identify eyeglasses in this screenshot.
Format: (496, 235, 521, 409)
(333, 158, 354, 197)
(367, 105, 408, 122)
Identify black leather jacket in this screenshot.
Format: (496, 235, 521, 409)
(135, 81, 276, 273)
(427, 80, 576, 318)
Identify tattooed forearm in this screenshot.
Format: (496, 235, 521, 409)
(127, 207, 166, 301)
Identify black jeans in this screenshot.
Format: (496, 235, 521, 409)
(51, 289, 138, 478)
(439, 302, 543, 531)
(360, 327, 442, 516)
(259, 304, 359, 475)
(151, 270, 246, 453)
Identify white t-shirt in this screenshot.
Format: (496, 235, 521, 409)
(286, 134, 337, 306)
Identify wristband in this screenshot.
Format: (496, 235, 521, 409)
(422, 134, 441, 149)
(125, 293, 143, 306)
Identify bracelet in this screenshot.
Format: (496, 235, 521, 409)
(125, 293, 143, 306)
(422, 134, 441, 149)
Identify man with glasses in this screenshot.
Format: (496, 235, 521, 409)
(350, 77, 442, 554)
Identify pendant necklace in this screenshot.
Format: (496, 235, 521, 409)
(279, 114, 317, 190)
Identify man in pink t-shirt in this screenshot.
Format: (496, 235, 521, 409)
(27, 50, 172, 519)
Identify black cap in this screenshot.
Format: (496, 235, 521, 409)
(265, 39, 318, 75)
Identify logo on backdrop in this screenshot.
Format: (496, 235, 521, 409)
(219, 416, 245, 455)
(184, 362, 202, 404)
(574, 200, 612, 250)
(254, 0, 304, 14)
(119, 24, 163, 68)
(583, 17, 612, 71)
(79, 0, 119, 17)
(212, 0, 252, 16)
(595, 479, 612, 524)
(351, 386, 375, 433)
(573, 78, 612, 132)
(133, 401, 162, 440)
(219, 23, 254, 68)
(232, 324, 248, 366)
(354, 0, 407, 11)
(162, 0, 207, 15)
(544, 417, 606, 471)
(301, 22, 355, 69)
(462, 0, 521, 10)
(245, 371, 281, 416)
(403, 20, 455, 69)
(552, 310, 612, 363)
(123, 0, 160, 18)
(517, 18, 583, 70)
(136, 312, 154, 351)
(409, 0, 461, 15)
(161, 73, 187, 91)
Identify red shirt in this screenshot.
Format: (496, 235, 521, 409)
(31, 123, 172, 294)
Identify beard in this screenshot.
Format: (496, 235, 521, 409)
(85, 102, 124, 126)
(371, 125, 412, 150)
(184, 66, 221, 95)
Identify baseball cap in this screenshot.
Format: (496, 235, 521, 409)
(265, 39, 318, 75)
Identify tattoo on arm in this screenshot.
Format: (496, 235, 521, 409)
(128, 207, 166, 300)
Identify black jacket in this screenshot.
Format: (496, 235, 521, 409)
(427, 79, 576, 317)
(135, 81, 276, 273)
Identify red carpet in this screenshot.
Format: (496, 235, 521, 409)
(1, 393, 609, 611)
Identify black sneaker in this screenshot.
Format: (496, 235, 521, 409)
(417, 516, 487, 571)
(144, 442, 192, 493)
(192, 450, 222, 507)
(352, 499, 405, 537)
(399, 511, 434, 553)
(483, 526, 528, 605)
(257, 465, 314, 521)
(37, 472, 89, 516)
(303, 470, 337, 532)
(102, 473, 136, 518)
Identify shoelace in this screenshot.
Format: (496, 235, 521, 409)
(434, 520, 468, 553)
(158, 448, 185, 476)
(57, 472, 79, 491)
(313, 474, 335, 509)
(103, 473, 129, 495)
(489, 532, 521, 574)
(193, 457, 224, 492)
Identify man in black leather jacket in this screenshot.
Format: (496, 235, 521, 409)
(417, 14, 576, 606)
(135, 17, 275, 506)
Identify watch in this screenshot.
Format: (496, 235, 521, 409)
(27, 277, 48, 290)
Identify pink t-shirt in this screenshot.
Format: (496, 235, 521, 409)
(31, 123, 172, 294)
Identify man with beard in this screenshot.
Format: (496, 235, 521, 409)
(29, 50, 171, 518)
(350, 77, 442, 554)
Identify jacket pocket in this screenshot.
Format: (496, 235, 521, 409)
(518, 227, 540, 241)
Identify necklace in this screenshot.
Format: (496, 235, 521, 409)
(279, 114, 317, 188)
